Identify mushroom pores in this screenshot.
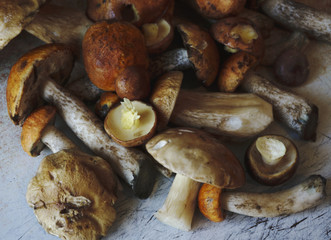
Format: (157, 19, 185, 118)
(104, 100, 157, 147)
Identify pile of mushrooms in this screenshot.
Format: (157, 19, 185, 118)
(2, 0, 330, 238)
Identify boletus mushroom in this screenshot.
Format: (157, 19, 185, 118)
(26, 149, 118, 240)
(104, 98, 157, 147)
(245, 134, 299, 185)
(146, 127, 245, 231)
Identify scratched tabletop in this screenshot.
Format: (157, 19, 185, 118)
(1, 3, 331, 240)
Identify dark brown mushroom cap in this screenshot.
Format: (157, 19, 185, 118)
(177, 23, 220, 87)
(194, 0, 246, 19)
(6, 43, 74, 125)
(26, 149, 118, 240)
(210, 17, 264, 57)
(146, 127, 245, 189)
(245, 134, 299, 186)
(21, 105, 57, 157)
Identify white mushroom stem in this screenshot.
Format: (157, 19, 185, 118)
(41, 125, 77, 153)
(40, 78, 156, 198)
(149, 48, 192, 79)
(222, 175, 326, 218)
(156, 174, 200, 231)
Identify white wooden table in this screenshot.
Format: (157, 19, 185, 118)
(1, 8, 331, 240)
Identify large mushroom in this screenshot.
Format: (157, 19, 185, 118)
(146, 127, 245, 231)
(6, 43, 156, 199)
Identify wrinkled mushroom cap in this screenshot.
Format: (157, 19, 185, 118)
(146, 127, 245, 189)
(6, 43, 74, 125)
(26, 149, 118, 240)
(21, 105, 57, 157)
(177, 23, 220, 87)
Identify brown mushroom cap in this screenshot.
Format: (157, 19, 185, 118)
(82, 21, 149, 91)
(146, 127, 245, 189)
(21, 105, 57, 157)
(194, 0, 246, 19)
(6, 43, 74, 125)
(177, 23, 220, 87)
(245, 134, 299, 186)
(86, 0, 171, 27)
(26, 149, 118, 240)
(211, 17, 264, 57)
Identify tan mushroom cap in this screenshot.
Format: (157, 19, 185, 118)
(21, 105, 57, 157)
(146, 127, 245, 189)
(26, 149, 118, 240)
(6, 43, 74, 125)
(177, 23, 220, 87)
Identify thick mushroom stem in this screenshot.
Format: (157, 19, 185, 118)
(222, 175, 326, 217)
(40, 78, 156, 199)
(242, 71, 318, 141)
(149, 48, 192, 79)
(41, 125, 77, 153)
(156, 174, 200, 231)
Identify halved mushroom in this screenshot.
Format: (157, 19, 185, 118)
(26, 149, 118, 240)
(146, 127, 245, 231)
(104, 98, 157, 147)
(245, 134, 299, 185)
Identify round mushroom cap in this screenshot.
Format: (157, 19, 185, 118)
(177, 23, 220, 87)
(82, 21, 149, 91)
(21, 105, 57, 157)
(26, 149, 118, 240)
(195, 0, 246, 19)
(6, 43, 74, 125)
(146, 127, 245, 189)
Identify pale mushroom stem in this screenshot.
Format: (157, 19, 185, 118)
(149, 48, 191, 79)
(41, 125, 77, 153)
(155, 174, 200, 231)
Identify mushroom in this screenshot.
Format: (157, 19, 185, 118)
(21, 105, 77, 156)
(198, 175, 326, 219)
(242, 71, 318, 141)
(82, 21, 150, 96)
(6, 43, 156, 199)
(245, 134, 299, 185)
(26, 148, 118, 240)
(104, 98, 157, 147)
(146, 127, 245, 231)
(260, 0, 331, 43)
(150, 71, 273, 139)
(0, 0, 47, 50)
(94, 92, 120, 119)
(210, 17, 264, 57)
(149, 22, 220, 87)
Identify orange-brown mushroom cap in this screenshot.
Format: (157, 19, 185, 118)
(21, 105, 57, 157)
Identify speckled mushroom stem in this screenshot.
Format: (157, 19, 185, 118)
(260, 0, 331, 43)
(40, 78, 156, 199)
(242, 71, 318, 141)
(149, 48, 192, 79)
(222, 175, 326, 217)
(156, 174, 201, 231)
(41, 125, 77, 153)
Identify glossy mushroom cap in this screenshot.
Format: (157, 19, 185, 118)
(146, 127, 245, 189)
(6, 43, 74, 125)
(26, 149, 118, 240)
(21, 105, 57, 157)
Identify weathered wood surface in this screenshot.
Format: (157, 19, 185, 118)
(0, 2, 331, 240)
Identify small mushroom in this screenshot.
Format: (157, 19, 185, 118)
(95, 92, 120, 119)
(245, 134, 299, 185)
(82, 21, 150, 94)
(104, 98, 157, 147)
(26, 148, 118, 240)
(149, 22, 220, 87)
(210, 17, 264, 57)
(150, 71, 273, 139)
(6, 43, 156, 199)
(146, 127, 245, 231)
(21, 105, 77, 156)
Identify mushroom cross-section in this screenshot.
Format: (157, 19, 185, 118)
(6, 43, 156, 199)
(26, 149, 118, 240)
(146, 127, 245, 230)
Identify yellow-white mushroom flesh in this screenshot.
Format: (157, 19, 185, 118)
(230, 25, 258, 44)
(142, 19, 171, 47)
(256, 136, 286, 165)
